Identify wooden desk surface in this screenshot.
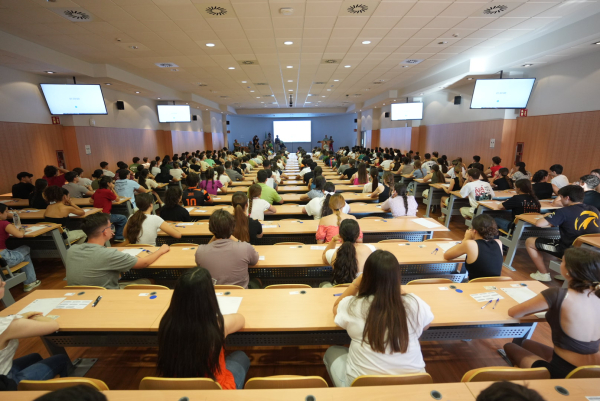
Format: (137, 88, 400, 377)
(208, 192, 376, 204)
(478, 199, 560, 211)
(3, 382, 479, 401)
(229, 180, 254, 186)
(576, 235, 600, 248)
(1, 197, 130, 208)
(20, 223, 62, 237)
(121, 241, 465, 269)
(160, 217, 448, 236)
(187, 202, 388, 217)
(517, 213, 545, 225)
(466, 379, 600, 400)
(13, 208, 102, 220)
(0, 192, 13, 200)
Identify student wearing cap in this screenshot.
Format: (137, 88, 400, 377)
(12, 172, 35, 199)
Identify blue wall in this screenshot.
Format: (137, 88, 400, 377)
(227, 114, 357, 152)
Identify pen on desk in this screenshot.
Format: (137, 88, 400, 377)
(493, 298, 500, 309)
(333, 293, 342, 296)
(481, 300, 492, 309)
(92, 296, 102, 307)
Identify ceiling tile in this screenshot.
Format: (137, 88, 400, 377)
(303, 16, 337, 29)
(364, 16, 403, 29)
(120, 5, 170, 20)
(372, 2, 417, 17)
(452, 17, 492, 30)
(396, 16, 435, 29)
(405, 2, 451, 17)
(483, 17, 528, 30)
(334, 16, 370, 29)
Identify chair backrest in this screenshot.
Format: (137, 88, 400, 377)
(406, 278, 454, 285)
(139, 377, 222, 390)
(333, 283, 351, 288)
(265, 284, 312, 289)
(378, 239, 409, 243)
(123, 284, 170, 290)
(18, 378, 109, 391)
(64, 285, 107, 290)
(244, 375, 328, 389)
(566, 365, 600, 379)
(573, 233, 600, 248)
(469, 276, 513, 283)
(214, 284, 245, 290)
(274, 242, 305, 246)
(170, 243, 199, 247)
(361, 216, 383, 220)
(351, 373, 433, 387)
(461, 367, 550, 382)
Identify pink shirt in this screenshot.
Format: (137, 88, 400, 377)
(381, 195, 418, 217)
(316, 224, 363, 243)
(199, 179, 223, 195)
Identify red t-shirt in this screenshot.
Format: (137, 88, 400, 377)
(490, 165, 503, 176)
(42, 174, 67, 187)
(0, 220, 10, 250)
(92, 188, 117, 213)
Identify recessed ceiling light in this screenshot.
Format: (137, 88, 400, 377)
(206, 109, 208, 111)
(288, 89, 293, 91)
(256, 97, 260, 98)
(306, 102, 312, 103)
(402, 66, 409, 68)
(467, 77, 473, 80)
(284, 41, 293, 45)
(322, 96, 325, 97)
(287, 80, 293, 82)
(593, 41, 600, 45)
(241, 81, 247, 83)
(334, 79, 339, 82)
(206, 43, 215, 47)
(286, 66, 293, 68)
(261, 102, 264, 103)
(523, 64, 533, 67)
(438, 41, 448, 45)
(228, 67, 235, 70)
(361, 40, 371, 45)
(157, 97, 161, 99)
(105, 83, 111, 85)
(129, 46, 138, 50)
(186, 103, 188, 104)
(383, 104, 385, 105)
(250, 90, 254, 92)
(344, 65, 351, 68)
(420, 93, 423, 95)
(327, 89, 331, 91)
(135, 91, 140, 94)
(45, 71, 55, 74)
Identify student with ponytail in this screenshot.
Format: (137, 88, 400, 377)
(320, 219, 376, 287)
(363, 167, 383, 193)
(381, 183, 418, 217)
(410, 161, 426, 179)
(370, 171, 393, 202)
(420, 164, 446, 202)
(124, 193, 181, 246)
(350, 163, 369, 185)
(510, 161, 531, 181)
(247, 184, 276, 221)
(494, 179, 541, 232)
(503, 247, 600, 378)
(491, 167, 514, 190)
(231, 192, 262, 244)
(159, 187, 191, 222)
(316, 194, 362, 244)
(200, 167, 226, 195)
(303, 182, 350, 220)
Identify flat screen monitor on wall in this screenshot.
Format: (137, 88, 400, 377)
(39, 84, 108, 115)
(470, 78, 536, 109)
(157, 105, 191, 123)
(391, 103, 423, 120)
(273, 120, 312, 142)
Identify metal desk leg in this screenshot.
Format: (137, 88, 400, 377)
(444, 195, 456, 228)
(125, 200, 133, 216)
(426, 231, 433, 240)
(425, 187, 434, 217)
(50, 228, 69, 267)
(512, 322, 538, 346)
(1, 272, 25, 307)
(474, 205, 485, 218)
(501, 220, 527, 271)
(41, 337, 97, 377)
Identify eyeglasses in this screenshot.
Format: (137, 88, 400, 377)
(102, 224, 115, 234)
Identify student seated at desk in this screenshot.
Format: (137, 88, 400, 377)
(494, 179, 541, 232)
(504, 247, 600, 378)
(0, 205, 40, 291)
(320, 219, 375, 287)
(444, 214, 503, 280)
(194, 210, 260, 289)
(490, 168, 514, 190)
(510, 162, 531, 182)
(439, 165, 465, 222)
(43, 186, 87, 245)
(254, 170, 283, 205)
(124, 194, 181, 246)
(485, 156, 504, 178)
(231, 192, 262, 244)
(91, 177, 127, 242)
(350, 163, 369, 186)
(409, 161, 426, 179)
(114, 170, 147, 210)
(325, 250, 434, 387)
(170, 162, 186, 182)
(66, 213, 168, 289)
(138, 168, 163, 207)
(419, 165, 446, 202)
(580, 174, 600, 209)
(340, 159, 357, 179)
(100, 161, 114, 178)
(62, 171, 93, 198)
(460, 168, 495, 220)
(363, 167, 384, 193)
(381, 183, 418, 218)
(316, 194, 362, 244)
(159, 187, 191, 222)
(12, 172, 34, 199)
(550, 164, 569, 193)
(90, 169, 103, 191)
(0, 280, 70, 386)
(41, 165, 69, 188)
(157, 267, 249, 389)
(183, 173, 212, 207)
(301, 176, 326, 202)
(303, 183, 350, 220)
(370, 171, 393, 202)
(531, 170, 554, 199)
(527, 185, 600, 282)
(28, 179, 48, 209)
(199, 168, 226, 195)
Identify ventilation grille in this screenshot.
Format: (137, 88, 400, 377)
(313, 82, 327, 85)
(347, 4, 368, 14)
(49, 8, 94, 22)
(321, 59, 340, 64)
(155, 63, 179, 68)
(196, 3, 237, 18)
(206, 6, 227, 16)
(240, 60, 259, 65)
(471, 2, 516, 17)
(255, 83, 268, 86)
(482, 4, 509, 15)
(198, 84, 208, 87)
(400, 59, 424, 65)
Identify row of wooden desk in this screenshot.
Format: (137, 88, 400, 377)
(5, 379, 600, 400)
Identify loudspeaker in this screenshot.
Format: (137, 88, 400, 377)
(226, 121, 230, 125)
(384, 112, 390, 118)
(116, 101, 124, 110)
(192, 115, 198, 121)
(454, 96, 462, 105)
(354, 119, 357, 123)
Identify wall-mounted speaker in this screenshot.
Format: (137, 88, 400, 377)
(226, 121, 230, 125)
(192, 115, 198, 121)
(116, 101, 124, 110)
(354, 119, 357, 123)
(454, 96, 462, 105)
(384, 112, 390, 118)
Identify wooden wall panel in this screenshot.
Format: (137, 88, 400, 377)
(0, 122, 65, 195)
(171, 131, 212, 154)
(379, 127, 412, 152)
(211, 132, 224, 151)
(410, 127, 420, 152)
(61, 126, 81, 170)
(74, 127, 171, 177)
(515, 110, 600, 181)
(499, 119, 517, 168)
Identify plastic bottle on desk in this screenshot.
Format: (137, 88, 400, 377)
(12, 210, 21, 229)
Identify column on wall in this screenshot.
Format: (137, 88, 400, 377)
(356, 112, 362, 147)
(371, 108, 381, 148)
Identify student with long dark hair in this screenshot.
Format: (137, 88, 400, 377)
(503, 248, 600, 377)
(510, 161, 531, 181)
(350, 163, 369, 185)
(363, 167, 382, 193)
(159, 187, 191, 222)
(325, 250, 434, 387)
(200, 167, 226, 195)
(531, 170, 554, 199)
(443, 214, 503, 280)
(302, 176, 327, 201)
(320, 219, 375, 287)
(231, 192, 262, 244)
(28, 179, 48, 209)
(494, 179, 541, 232)
(124, 193, 181, 245)
(157, 267, 249, 389)
(491, 168, 514, 190)
(303, 182, 350, 220)
(247, 184, 276, 221)
(381, 183, 418, 217)
(370, 171, 393, 202)
(438, 165, 465, 222)
(316, 194, 362, 244)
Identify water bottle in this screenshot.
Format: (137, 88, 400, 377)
(12, 211, 21, 229)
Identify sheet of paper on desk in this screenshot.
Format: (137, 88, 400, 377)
(412, 218, 441, 228)
(470, 292, 504, 302)
(25, 226, 46, 234)
(17, 298, 66, 316)
(184, 207, 195, 212)
(437, 242, 460, 252)
(311, 246, 326, 250)
(262, 225, 278, 228)
(217, 297, 243, 315)
(176, 223, 195, 226)
(585, 397, 600, 401)
(120, 249, 143, 257)
(501, 287, 538, 304)
(55, 300, 92, 309)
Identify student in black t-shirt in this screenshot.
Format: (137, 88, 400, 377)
(467, 155, 481, 169)
(159, 186, 191, 222)
(231, 192, 262, 245)
(531, 170, 554, 199)
(183, 173, 212, 206)
(491, 168, 514, 190)
(28, 179, 48, 209)
(495, 179, 541, 232)
(526, 185, 600, 282)
(341, 159, 357, 180)
(12, 172, 35, 199)
(580, 174, 600, 209)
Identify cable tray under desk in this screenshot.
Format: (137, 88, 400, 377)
(420, 323, 536, 341)
(7, 237, 62, 259)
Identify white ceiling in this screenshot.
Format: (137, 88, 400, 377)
(0, 0, 599, 114)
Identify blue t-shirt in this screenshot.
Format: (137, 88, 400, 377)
(114, 179, 141, 208)
(412, 169, 426, 179)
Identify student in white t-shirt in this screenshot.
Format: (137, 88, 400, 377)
(549, 164, 569, 194)
(380, 154, 394, 171)
(247, 184, 276, 220)
(421, 153, 436, 172)
(124, 193, 182, 246)
(169, 162, 186, 182)
(214, 165, 231, 186)
(324, 250, 434, 387)
(459, 168, 495, 219)
(303, 183, 350, 220)
(363, 167, 384, 193)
